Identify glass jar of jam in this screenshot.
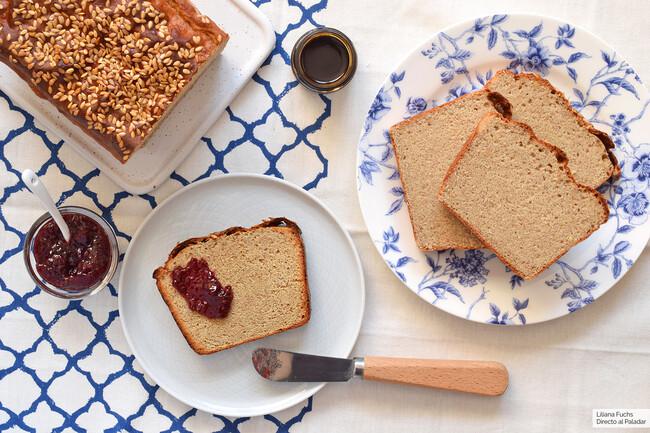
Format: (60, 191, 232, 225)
(291, 27, 357, 93)
(23, 206, 119, 299)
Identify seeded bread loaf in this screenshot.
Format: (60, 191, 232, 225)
(389, 90, 512, 250)
(153, 218, 310, 355)
(485, 70, 618, 187)
(439, 113, 609, 280)
(0, 0, 228, 163)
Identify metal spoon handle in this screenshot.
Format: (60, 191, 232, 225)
(21, 169, 71, 241)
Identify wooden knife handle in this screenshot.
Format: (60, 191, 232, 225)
(362, 357, 508, 396)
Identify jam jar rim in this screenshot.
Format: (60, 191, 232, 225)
(291, 27, 357, 94)
(23, 205, 119, 299)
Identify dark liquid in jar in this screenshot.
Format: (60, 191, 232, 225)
(300, 35, 349, 83)
(171, 258, 233, 319)
(33, 213, 111, 290)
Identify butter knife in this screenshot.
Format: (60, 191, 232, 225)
(252, 348, 508, 396)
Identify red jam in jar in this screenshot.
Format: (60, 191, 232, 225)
(33, 213, 111, 290)
(171, 258, 233, 319)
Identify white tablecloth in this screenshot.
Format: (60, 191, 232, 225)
(1, 0, 649, 432)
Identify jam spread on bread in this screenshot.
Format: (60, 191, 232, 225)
(33, 213, 111, 290)
(171, 258, 233, 319)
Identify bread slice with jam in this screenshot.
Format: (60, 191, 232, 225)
(153, 218, 310, 354)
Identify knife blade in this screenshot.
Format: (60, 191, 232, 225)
(251, 348, 362, 382)
(252, 348, 509, 396)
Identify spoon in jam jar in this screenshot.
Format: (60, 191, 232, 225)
(21, 169, 71, 242)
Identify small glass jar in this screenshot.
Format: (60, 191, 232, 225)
(291, 27, 357, 93)
(23, 206, 119, 299)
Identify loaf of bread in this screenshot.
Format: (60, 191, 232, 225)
(485, 70, 618, 187)
(153, 218, 310, 355)
(439, 113, 609, 280)
(0, 0, 228, 163)
(389, 90, 512, 250)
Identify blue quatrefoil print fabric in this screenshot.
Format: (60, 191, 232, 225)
(0, 0, 332, 431)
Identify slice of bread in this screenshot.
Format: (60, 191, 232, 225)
(485, 70, 618, 188)
(439, 113, 609, 280)
(153, 218, 310, 354)
(389, 89, 512, 250)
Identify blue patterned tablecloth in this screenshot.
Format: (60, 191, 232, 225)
(0, 1, 329, 431)
(1, 1, 650, 432)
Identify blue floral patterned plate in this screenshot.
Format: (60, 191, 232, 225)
(357, 14, 650, 325)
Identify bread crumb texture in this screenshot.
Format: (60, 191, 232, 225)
(440, 114, 608, 279)
(154, 219, 310, 354)
(389, 90, 502, 250)
(486, 70, 615, 188)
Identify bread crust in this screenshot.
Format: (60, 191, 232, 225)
(388, 89, 512, 250)
(153, 217, 311, 355)
(149, 0, 229, 60)
(438, 113, 609, 280)
(485, 70, 620, 183)
(0, 0, 228, 163)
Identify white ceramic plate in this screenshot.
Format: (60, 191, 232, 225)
(118, 174, 365, 416)
(0, 0, 274, 195)
(357, 14, 650, 325)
